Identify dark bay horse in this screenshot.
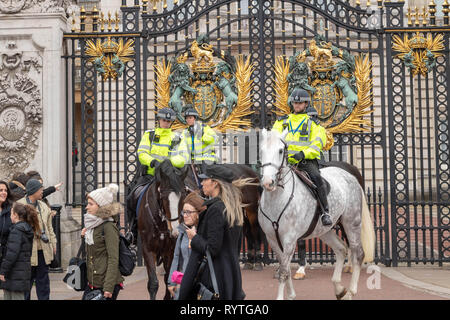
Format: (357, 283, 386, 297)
(137, 160, 186, 300)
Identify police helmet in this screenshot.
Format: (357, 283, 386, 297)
(288, 88, 310, 111)
(157, 108, 176, 121)
(184, 107, 199, 119)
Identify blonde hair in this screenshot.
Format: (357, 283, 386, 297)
(215, 177, 258, 228)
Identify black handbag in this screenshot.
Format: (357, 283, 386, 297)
(196, 249, 219, 300)
(63, 240, 87, 291)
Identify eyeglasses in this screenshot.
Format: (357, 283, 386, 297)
(182, 210, 197, 216)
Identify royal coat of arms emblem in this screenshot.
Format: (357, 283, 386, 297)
(274, 35, 373, 150)
(154, 34, 254, 132)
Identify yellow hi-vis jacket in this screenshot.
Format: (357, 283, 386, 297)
(272, 113, 327, 164)
(137, 127, 185, 176)
(177, 122, 218, 164)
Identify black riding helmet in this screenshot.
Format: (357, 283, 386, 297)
(288, 88, 310, 112)
(184, 107, 199, 119)
(157, 107, 176, 121)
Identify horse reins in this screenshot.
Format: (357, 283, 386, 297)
(259, 170, 295, 253)
(259, 141, 294, 253)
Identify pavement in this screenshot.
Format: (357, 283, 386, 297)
(1, 262, 448, 300)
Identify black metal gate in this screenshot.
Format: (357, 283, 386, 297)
(63, 0, 450, 267)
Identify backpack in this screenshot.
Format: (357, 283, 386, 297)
(102, 224, 136, 277)
(118, 231, 136, 276)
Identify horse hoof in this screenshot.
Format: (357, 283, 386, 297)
(253, 262, 263, 271)
(336, 288, 351, 300)
(243, 262, 254, 270)
(342, 291, 353, 300)
(293, 272, 305, 280)
(343, 266, 353, 274)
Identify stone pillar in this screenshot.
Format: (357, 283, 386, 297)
(0, 1, 80, 269)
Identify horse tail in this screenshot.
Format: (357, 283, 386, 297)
(360, 188, 375, 263)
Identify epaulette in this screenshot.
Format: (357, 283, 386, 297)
(277, 115, 289, 121)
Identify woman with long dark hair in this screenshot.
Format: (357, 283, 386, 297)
(0, 202, 40, 300)
(0, 181, 15, 266)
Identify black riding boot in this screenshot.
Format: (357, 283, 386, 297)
(316, 184, 332, 226)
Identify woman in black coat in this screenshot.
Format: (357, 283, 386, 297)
(0, 202, 40, 300)
(178, 165, 254, 300)
(0, 181, 14, 264)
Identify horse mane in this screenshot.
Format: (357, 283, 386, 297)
(155, 159, 185, 194)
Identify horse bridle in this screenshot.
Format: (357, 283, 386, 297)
(260, 138, 291, 188)
(259, 137, 295, 252)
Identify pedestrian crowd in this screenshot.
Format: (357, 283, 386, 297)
(0, 172, 62, 300)
(0, 87, 325, 300)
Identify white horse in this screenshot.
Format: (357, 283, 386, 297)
(259, 129, 375, 300)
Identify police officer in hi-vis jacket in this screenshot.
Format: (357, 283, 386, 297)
(272, 88, 332, 226)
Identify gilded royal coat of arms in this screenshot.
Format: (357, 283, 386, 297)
(154, 34, 254, 132)
(274, 35, 373, 150)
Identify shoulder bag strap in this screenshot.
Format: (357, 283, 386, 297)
(206, 249, 219, 298)
(77, 238, 85, 258)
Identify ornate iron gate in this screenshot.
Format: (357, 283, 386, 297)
(63, 0, 450, 267)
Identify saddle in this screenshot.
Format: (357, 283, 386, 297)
(291, 167, 330, 197)
(291, 166, 331, 240)
(126, 164, 154, 223)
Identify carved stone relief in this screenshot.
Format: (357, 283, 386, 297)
(0, 0, 75, 14)
(0, 41, 42, 179)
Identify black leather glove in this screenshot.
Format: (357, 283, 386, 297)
(292, 151, 305, 162)
(150, 159, 158, 168)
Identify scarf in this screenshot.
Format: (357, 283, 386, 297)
(84, 213, 113, 245)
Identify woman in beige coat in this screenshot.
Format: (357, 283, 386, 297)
(17, 179, 56, 300)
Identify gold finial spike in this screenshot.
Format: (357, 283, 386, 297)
(406, 7, 413, 26)
(100, 12, 105, 32)
(414, 6, 420, 26)
(356, 0, 361, 7)
(422, 6, 428, 26)
(115, 11, 120, 31)
(164, 0, 167, 9)
(366, 0, 371, 7)
(107, 11, 113, 32)
(71, 11, 76, 32)
(174, 0, 178, 5)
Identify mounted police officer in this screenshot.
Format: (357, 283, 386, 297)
(176, 106, 218, 189)
(127, 107, 185, 242)
(272, 88, 332, 226)
(137, 107, 185, 175)
(177, 106, 218, 165)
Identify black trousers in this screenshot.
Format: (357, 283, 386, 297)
(296, 159, 329, 210)
(82, 284, 122, 300)
(296, 159, 323, 188)
(25, 250, 50, 300)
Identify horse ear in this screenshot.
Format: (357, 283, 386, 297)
(261, 128, 267, 140)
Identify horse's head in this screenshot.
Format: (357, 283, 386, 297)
(260, 128, 288, 192)
(155, 160, 187, 237)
